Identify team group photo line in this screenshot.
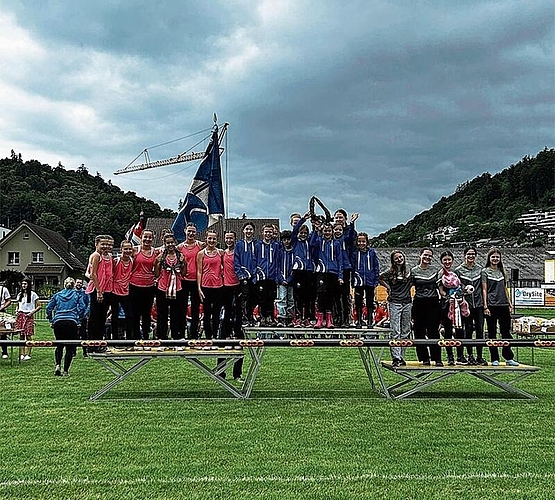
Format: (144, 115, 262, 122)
(0, 199, 519, 376)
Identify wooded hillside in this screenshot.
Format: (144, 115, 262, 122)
(377, 148, 555, 247)
(0, 152, 176, 258)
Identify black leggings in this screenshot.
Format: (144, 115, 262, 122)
(486, 305, 515, 362)
(53, 320, 78, 372)
(129, 284, 155, 340)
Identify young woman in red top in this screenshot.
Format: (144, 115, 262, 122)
(177, 222, 206, 339)
(221, 230, 243, 379)
(111, 240, 134, 340)
(197, 230, 224, 339)
(129, 230, 159, 340)
(86, 235, 114, 347)
(155, 233, 185, 342)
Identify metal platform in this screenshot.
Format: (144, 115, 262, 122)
(88, 346, 264, 401)
(373, 360, 540, 400)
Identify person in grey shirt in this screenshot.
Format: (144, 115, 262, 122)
(410, 248, 443, 366)
(482, 248, 518, 367)
(455, 247, 487, 366)
(379, 250, 412, 367)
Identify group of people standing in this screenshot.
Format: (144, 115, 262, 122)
(380, 246, 519, 367)
(37, 208, 519, 375)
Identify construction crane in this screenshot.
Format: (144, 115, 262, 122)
(114, 114, 228, 175)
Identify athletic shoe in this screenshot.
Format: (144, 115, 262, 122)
(422, 360, 431, 366)
(492, 360, 500, 366)
(55, 365, 62, 376)
(435, 361, 444, 367)
(448, 357, 455, 366)
(1, 354, 8, 359)
(467, 355, 477, 365)
(63, 371, 70, 377)
(24, 355, 31, 361)
(456, 356, 469, 365)
(476, 357, 488, 366)
(506, 359, 519, 367)
(399, 359, 407, 366)
(392, 358, 401, 367)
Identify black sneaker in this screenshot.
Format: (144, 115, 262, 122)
(435, 361, 444, 367)
(392, 358, 401, 367)
(467, 355, 477, 365)
(476, 357, 488, 366)
(422, 359, 431, 366)
(448, 357, 455, 366)
(399, 359, 407, 366)
(457, 356, 469, 365)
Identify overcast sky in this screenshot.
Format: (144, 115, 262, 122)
(1, 1, 553, 236)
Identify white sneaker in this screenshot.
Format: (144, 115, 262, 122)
(505, 359, 519, 367)
(20, 355, 25, 361)
(1, 354, 8, 359)
(23, 355, 31, 361)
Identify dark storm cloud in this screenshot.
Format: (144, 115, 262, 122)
(0, 0, 553, 235)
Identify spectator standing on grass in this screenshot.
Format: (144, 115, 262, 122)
(482, 247, 519, 367)
(0, 282, 12, 359)
(379, 251, 413, 367)
(14, 278, 41, 361)
(47, 277, 86, 377)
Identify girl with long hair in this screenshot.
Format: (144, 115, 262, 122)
(129, 230, 159, 340)
(14, 278, 41, 361)
(155, 233, 185, 343)
(482, 248, 518, 366)
(197, 230, 224, 339)
(379, 250, 412, 366)
(410, 248, 443, 366)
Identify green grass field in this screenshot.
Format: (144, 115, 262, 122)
(1, 321, 554, 499)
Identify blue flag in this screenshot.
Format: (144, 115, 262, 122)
(171, 128, 224, 242)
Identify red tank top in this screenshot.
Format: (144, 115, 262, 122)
(200, 250, 223, 288)
(113, 257, 133, 296)
(130, 249, 158, 287)
(223, 250, 239, 286)
(180, 242, 202, 281)
(86, 253, 114, 294)
(157, 255, 184, 292)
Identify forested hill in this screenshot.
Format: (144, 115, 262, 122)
(0, 153, 176, 258)
(376, 148, 555, 247)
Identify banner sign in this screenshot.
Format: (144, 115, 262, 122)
(514, 288, 545, 306)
